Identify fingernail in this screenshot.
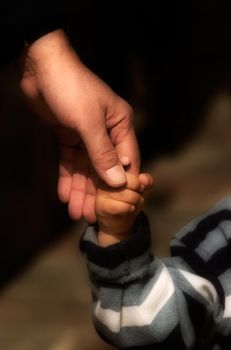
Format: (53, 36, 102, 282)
(106, 165, 126, 186)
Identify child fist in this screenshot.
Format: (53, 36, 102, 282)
(95, 172, 153, 246)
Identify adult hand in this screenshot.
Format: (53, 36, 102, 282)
(18, 30, 140, 222)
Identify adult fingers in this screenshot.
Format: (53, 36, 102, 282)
(56, 126, 83, 204)
(80, 120, 127, 188)
(115, 130, 140, 176)
(57, 145, 75, 203)
(67, 147, 88, 220)
(109, 101, 140, 176)
(82, 164, 97, 223)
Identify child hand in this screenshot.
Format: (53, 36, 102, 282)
(95, 172, 153, 246)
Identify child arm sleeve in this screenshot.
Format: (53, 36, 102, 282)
(80, 212, 222, 349)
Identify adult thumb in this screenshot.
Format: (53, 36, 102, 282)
(82, 126, 127, 187)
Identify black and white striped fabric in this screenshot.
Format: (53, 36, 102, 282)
(80, 198, 231, 349)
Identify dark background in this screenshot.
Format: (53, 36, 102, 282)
(0, 0, 230, 287)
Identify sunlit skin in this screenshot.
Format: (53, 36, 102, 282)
(95, 172, 153, 247)
(18, 29, 140, 223)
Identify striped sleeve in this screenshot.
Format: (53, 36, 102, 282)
(80, 211, 223, 349)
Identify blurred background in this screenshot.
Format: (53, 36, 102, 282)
(0, 0, 230, 349)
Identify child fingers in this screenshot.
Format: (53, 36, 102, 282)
(124, 172, 142, 191)
(139, 173, 154, 191)
(99, 198, 135, 216)
(108, 188, 143, 205)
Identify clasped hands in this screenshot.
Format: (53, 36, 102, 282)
(18, 29, 140, 223)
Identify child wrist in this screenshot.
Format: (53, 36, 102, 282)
(98, 230, 131, 247)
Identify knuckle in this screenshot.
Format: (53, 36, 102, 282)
(124, 204, 132, 214)
(130, 192, 141, 204)
(108, 201, 118, 213)
(95, 196, 111, 216)
(94, 198, 103, 214)
(124, 102, 134, 121)
(116, 101, 134, 127)
(123, 107, 134, 127)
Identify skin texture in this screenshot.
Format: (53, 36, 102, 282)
(18, 29, 140, 223)
(95, 172, 153, 247)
